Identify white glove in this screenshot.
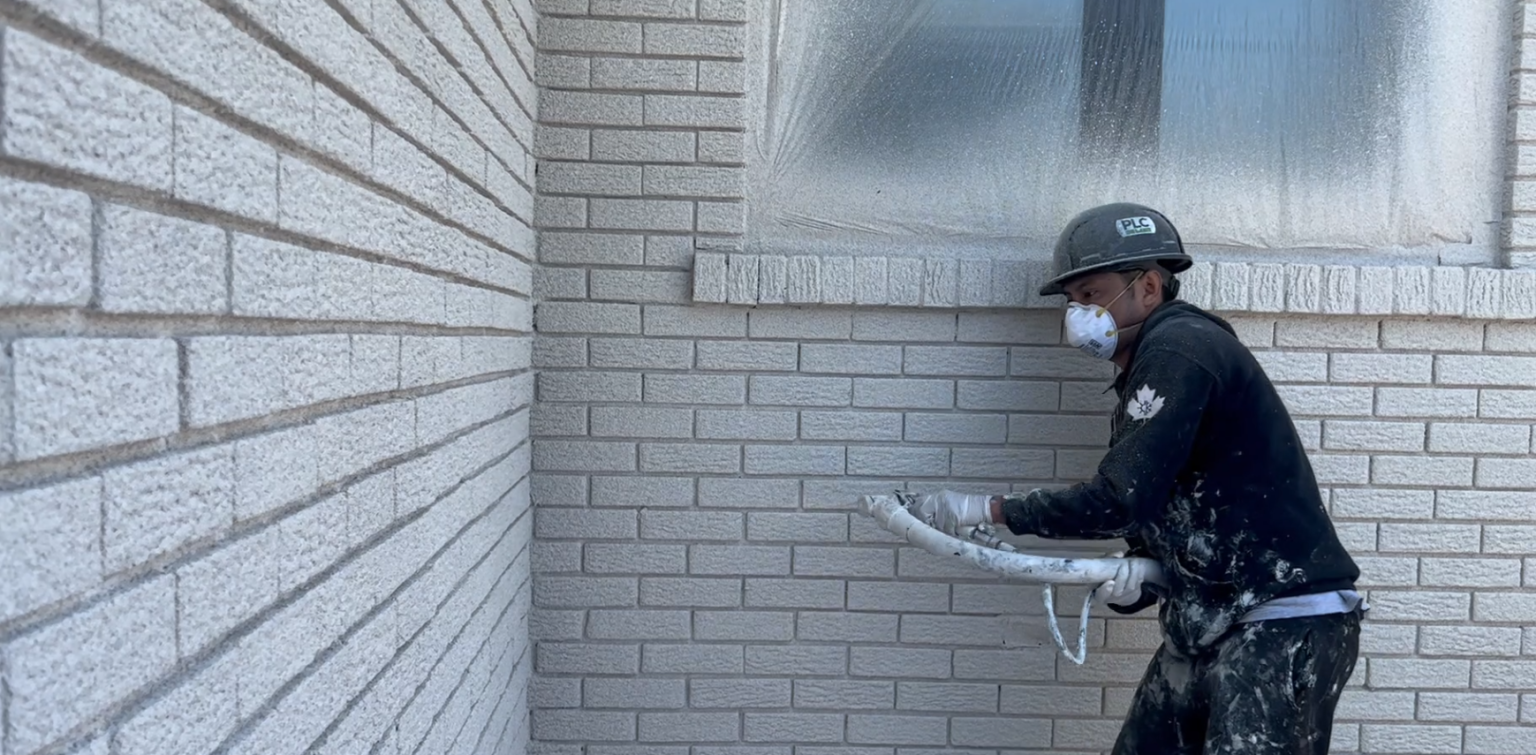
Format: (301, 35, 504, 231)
(910, 490, 994, 535)
(1096, 551, 1155, 609)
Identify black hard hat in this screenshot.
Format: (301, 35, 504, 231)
(1038, 202, 1193, 296)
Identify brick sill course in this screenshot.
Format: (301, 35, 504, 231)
(692, 253, 1536, 321)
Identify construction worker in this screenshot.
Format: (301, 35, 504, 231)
(913, 203, 1364, 755)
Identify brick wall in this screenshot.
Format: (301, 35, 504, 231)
(528, 3, 1536, 755)
(0, 0, 535, 753)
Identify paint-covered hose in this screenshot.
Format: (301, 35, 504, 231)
(858, 494, 1164, 585)
(858, 493, 1167, 664)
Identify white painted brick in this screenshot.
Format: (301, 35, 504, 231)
(1429, 423, 1531, 453)
(1465, 726, 1536, 754)
(593, 198, 694, 230)
(854, 312, 954, 347)
(593, 129, 696, 162)
(785, 255, 820, 302)
(1253, 351, 1327, 382)
(538, 301, 642, 333)
(1354, 265, 1394, 315)
(173, 105, 279, 222)
(1335, 689, 1416, 721)
(846, 446, 949, 477)
(533, 440, 637, 471)
(743, 445, 844, 476)
(1377, 388, 1479, 418)
(1368, 658, 1471, 689)
(1478, 458, 1536, 488)
(1274, 318, 1378, 349)
(639, 578, 743, 610)
(644, 165, 741, 198)
(1421, 559, 1523, 588)
(1010, 346, 1116, 379)
(748, 309, 851, 339)
(535, 268, 588, 300)
(887, 257, 923, 306)
(703, 478, 804, 506)
(1366, 590, 1470, 622)
(801, 344, 902, 375)
(644, 94, 743, 127)
(590, 269, 691, 302)
(904, 346, 1008, 376)
(643, 23, 744, 56)
(1321, 265, 1358, 314)
(542, 232, 645, 265)
(746, 578, 844, 609)
(699, 0, 746, 20)
(0, 176, 93, 307)
(1502, 270, 1536, 318)
(98, 204, 226, 314)
(0, 477, 102, 623)
(1332, 489, 1433, 519)
(1484, 525, 1536, 554)
(1322, 421, 1425, 452)
(5, 576, 177, 754)
(854, 256, 888, 305)
(176, 525, 282, 657)
(640, 442, 740, 473)
(646, 374, 745, 404)
(1467, 268, 1504, 319)
(1276, 385, 1374, 416)
(742, 713, 843, 743)
(1393, 267, 1433, 315)
(234, 423, 319, 521)
(12, 338, 180, 460)
(591, 406, 693, 438)
(820, 256, 856, 304)
(1486, 323, 1536, 353)
(954, 448, 1054, 478)
(923, 257, 959, 307)
(747, 512, 847, 542)
(542, 90, 645, 126)
(750, 376, 850, 407)
(1432, 266, 1467, 315)
(692, 409, 795, 441)
(4, 29, 174, 191)
(1330, 353, 1432, 384)
(541, 160, 642, 194)
(1439, 355, 1536, 387)
(1474, 661, 1536, 690)
(800, 411, 901, 442)
(591, 57, 696, 91)
(1480, 389, 1536, 419)
(1213, 262, 1250, 310)
(1378, 522, 1479, 553)
(114, 652, 241, 755)
(696, 341, 797, 371)
(1354, 556, 1419, 587)
(1381, 320, 1484, 352)
(1372, 456, 1474, 487)
(645, 305, 746, 337)
(1418, 693, 1520, 723)
(1437, 490, 1536, 521)
(905, 413, 1006, 444)
(541, 17, 642, 52)
(588, 609, 690, 640)
(1247, 263, 1285, 311)
(853, 646, 953, 679)
(956, 380, 1058, 412)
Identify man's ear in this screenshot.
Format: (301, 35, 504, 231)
(1140, 270, 1163, 305)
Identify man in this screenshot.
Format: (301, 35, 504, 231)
(915, 203, 1363, 755)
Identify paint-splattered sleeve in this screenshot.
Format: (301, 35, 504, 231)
(999, 349, 1218, 540)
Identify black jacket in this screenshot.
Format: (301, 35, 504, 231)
(1000, 300, 1359, 657)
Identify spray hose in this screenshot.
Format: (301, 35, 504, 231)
(857, 492, 1166, 664)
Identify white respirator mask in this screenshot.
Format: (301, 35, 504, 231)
(1063, 271, 1143, 360)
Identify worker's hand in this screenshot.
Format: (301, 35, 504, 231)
(1096, 551, 1155, 609)
(910, 490, 994, 535)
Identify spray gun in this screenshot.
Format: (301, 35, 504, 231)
(859, 492, 1167, 664)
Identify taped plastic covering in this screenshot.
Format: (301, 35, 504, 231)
(859, 493, 1166, 663)
(747, 0, 1508, 265)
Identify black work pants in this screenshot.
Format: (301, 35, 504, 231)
(1111, 610, 1361, 755)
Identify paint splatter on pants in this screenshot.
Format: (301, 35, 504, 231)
(1111, 610, 1362, 755)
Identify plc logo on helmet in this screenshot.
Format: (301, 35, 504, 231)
(1116, 216, 1156, 237)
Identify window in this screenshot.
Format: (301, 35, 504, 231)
(745, 0, 1509, 265)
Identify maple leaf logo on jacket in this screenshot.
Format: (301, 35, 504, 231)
(1127, 385, 1165, 421)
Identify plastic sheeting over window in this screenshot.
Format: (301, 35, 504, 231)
(745, 0, 1510, 264)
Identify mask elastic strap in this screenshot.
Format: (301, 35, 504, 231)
(1099, 271, 1145, 335)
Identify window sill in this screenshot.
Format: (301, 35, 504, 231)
(691, 252, 1536, 321)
